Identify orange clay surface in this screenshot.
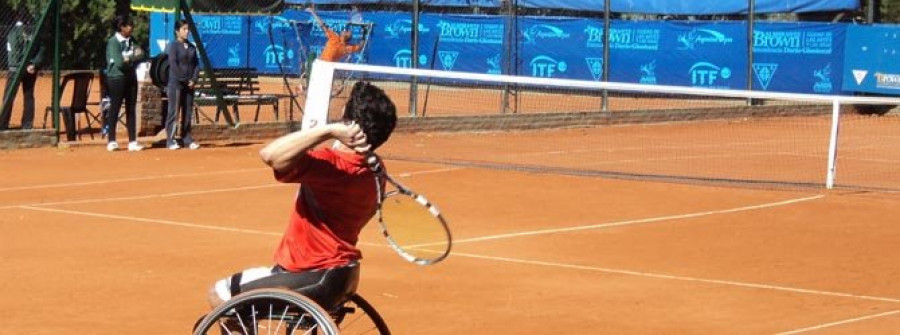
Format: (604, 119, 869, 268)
(2, 126, 899, 334)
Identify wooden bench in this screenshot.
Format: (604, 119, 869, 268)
(193, 67, 281, 123)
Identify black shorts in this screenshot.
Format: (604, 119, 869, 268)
(214, 261, 360, 310)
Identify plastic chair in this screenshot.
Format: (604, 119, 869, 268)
(43, 71, 99, 141)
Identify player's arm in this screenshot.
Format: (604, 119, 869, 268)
(259, 122, 369, 174)
(306, 5, 329, 34)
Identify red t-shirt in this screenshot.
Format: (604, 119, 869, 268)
(273, 147, 376, 272)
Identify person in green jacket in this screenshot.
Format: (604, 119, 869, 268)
(105, 15, 146, 152)
(1, 20, 43, 129)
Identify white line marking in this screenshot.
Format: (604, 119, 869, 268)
(449, 252, 900, 304)
(0, 168, 267, 192)
(18, 206, 283, 236)
(1, 184, 289, 210)
(775, 310, 900, 334)
(14, 205, 385, 249)
(395, 167, 462, 178)
(15, 203, 899, 305)
(450, 195, 825, 245)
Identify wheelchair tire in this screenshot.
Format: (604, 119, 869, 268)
(333, 294, 391, 335)
(193, 288, 338, 335)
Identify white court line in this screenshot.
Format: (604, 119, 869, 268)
(446, 195, 825, 246)
(15, 206, 383, 247)
(0, 168, 268, 192)
(18, 206, 284, 236)
(449, 252, 900, 304)
(395, 167, 463, 178)
(0, 184, 291, 210)
(775, 310, 900, 334)
(0, 167, 459, 211)
(14, 204, 899, 305)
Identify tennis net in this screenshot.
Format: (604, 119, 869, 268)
(303, 60, 900, 192)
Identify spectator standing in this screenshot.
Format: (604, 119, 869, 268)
(165, 19, 200, 150)
(105, 15, 146, 152)
(1, 20, 43, 129)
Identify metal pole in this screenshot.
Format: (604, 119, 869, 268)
(409, 0, 420, 117)
(867, 0, 876, 23)
(601, 0, 610, 112)
(501, 0, 516, 114)
(747, 0, 755, 106)
(52, 0, 60, 136)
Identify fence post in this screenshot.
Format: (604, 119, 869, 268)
(409, 0, 420, 117)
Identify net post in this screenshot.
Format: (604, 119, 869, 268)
(302, 60, 336, 130)
(825, 99, 841, 189)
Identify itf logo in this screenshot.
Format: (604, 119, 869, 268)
(438, 51, 459, 71)
(523, 24, 570, 44)
(677, 29, 733, 50)
(813, 63, 833, 93)
(385, 20, 430, 39)
(690, 62, 731, 87)
(263, 45, 294, 68)
(393, 49, 427, 68)
(531, 56, 566, 78)
(640, 60, 657, 84)
(752, 63, 778, 90)
(393, 49, 413, 68)
(585, 58, 603, 81)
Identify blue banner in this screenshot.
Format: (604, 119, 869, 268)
(150, 13, 251, 68)
(752, 23, 845, 94)
(151, 11, 858, 94)
(287, 0, 859, 14)
(842, 25, 900, 95)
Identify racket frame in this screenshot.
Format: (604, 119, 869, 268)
(368, 154, 452, 265)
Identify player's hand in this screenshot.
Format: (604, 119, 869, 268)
(26, 64, 35, 74)
(305, 4, 315, 13)
(331, 121, 370, 153)
(133, 46, 144, 59)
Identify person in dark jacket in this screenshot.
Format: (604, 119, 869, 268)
(105, 15, 146, 152)
(1, 20, 44, 129)
(165, 19, 200, 150)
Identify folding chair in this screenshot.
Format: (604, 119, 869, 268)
(43, 71, 100, 141)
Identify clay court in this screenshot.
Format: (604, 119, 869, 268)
(2, 117, 899, 334)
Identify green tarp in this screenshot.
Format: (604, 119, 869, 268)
(131, 0, 284, 14)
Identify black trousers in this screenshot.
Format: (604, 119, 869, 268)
(106, 74, 138, 142)
(1, 68, 37, 129)
(165, 81, 195, 146)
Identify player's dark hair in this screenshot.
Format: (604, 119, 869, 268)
(174, 19, 190, 32)
(342, 82, 397, 150)
(114, 15, 133, 32)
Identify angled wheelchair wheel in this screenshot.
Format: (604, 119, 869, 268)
(332, 294, 391, 335)
(193, 288, 338, 335)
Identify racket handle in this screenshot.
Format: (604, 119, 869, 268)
(366, 153, 382, 173)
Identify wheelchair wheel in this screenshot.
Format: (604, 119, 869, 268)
(193, 288, 338, 335)
(332, 294, 391, 335)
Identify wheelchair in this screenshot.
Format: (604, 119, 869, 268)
(193, 265, 390, 335)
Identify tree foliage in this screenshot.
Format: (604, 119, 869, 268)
(882, 0, 900, 23)
(1, 0, 148, 70)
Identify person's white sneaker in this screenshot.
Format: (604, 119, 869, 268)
(168, 143, 181, 150)
(127, 142, 144, 152)
(188, 142, 201, 150)
(106, 142, 119, 152)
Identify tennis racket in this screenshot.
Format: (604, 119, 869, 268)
(366, 153, 452, 265)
